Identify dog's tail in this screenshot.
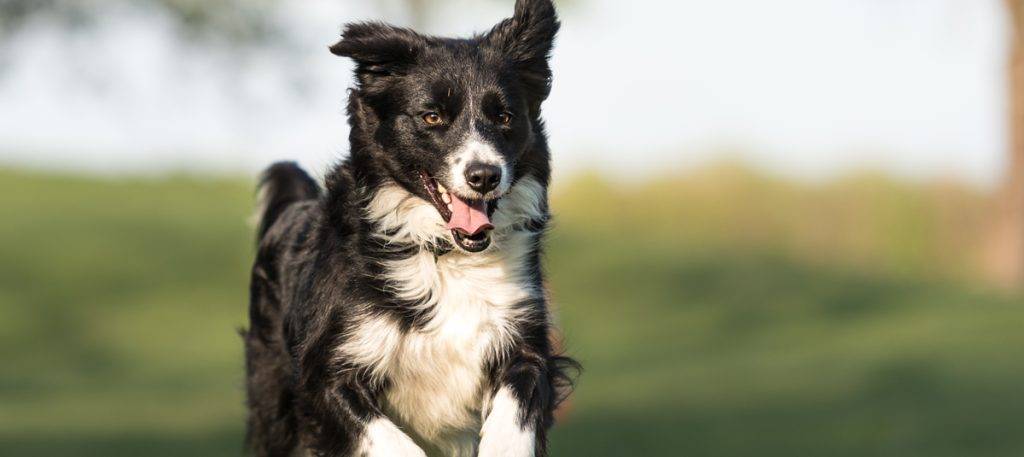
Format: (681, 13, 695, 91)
(254, 161, 320, 240)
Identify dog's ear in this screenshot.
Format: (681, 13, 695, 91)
(484, 0, 560, 113)
(330, 22, 426, 90)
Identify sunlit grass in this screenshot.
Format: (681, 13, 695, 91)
(1, 166, 1022, 456)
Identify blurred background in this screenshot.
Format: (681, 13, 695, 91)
(2, 0, 1024, 455)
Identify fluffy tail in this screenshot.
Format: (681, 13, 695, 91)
(254, 162, 320, 240)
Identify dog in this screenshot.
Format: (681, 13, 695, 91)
(242, 1, 577, 456)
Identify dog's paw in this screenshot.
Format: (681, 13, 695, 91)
(477, 431, 535, 457)
(477, 389, 536, 457)
(360, 419, 426, 457)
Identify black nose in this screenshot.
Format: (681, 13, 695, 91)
(465, 163, 502, 194)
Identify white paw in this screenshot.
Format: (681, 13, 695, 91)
(360, 418, 427, 457)
(478, 388, 536, 457)
(478, 433, 535, 457)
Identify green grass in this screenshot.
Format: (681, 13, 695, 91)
(1, 167, 1023, 456)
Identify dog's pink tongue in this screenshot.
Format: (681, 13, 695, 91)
(446, 193, 492, 235)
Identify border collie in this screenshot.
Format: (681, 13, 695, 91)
(243, 1, 577, 455)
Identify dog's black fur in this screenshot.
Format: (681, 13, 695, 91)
(243, 1, 576, 456)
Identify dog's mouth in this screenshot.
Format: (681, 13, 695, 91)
(418, 171, 495, 253)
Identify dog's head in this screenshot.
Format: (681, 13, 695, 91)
(331, 0, 558, 253)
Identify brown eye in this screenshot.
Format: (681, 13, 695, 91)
(423, 112, 443, 126)
(497, 111, 513, 126)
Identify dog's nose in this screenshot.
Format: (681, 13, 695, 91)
(465, 163, 502, 194)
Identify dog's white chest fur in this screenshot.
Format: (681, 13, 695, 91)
(344, 251, 534, 455)
(387, 252, 529, 454)
(338, 178, 546, 456)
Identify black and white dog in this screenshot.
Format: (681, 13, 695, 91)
(243, 1, 576, 455)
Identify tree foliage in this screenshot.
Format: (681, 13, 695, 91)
(0, 0, 578, 44)
(0, 0, 283, 45)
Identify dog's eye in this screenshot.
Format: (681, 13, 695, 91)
(497, 111, 513, 126)
(422, 112, 443, 126)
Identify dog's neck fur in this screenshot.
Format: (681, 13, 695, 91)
(333, 175, 548, 456)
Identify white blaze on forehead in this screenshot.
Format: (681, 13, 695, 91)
(448, 132, 511, 197)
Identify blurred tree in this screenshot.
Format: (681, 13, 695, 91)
(0, 0, 283, 46)
(0, 0, 580, 83)
(983, 0, 1024, 288)
(0, 0, 575, 41)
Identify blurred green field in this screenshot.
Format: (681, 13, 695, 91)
(2, 166, 1023, 457)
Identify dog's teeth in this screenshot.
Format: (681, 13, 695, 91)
(447, 203, 453, 210)
(437, 184, 447, 193)
(441, 193, 451, 204)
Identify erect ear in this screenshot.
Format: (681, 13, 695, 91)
(330, 21, 426, 89)
(484, 0, 560, 111)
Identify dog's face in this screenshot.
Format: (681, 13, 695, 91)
(332, 0, 558, 252)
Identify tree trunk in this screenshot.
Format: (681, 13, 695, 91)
(983, 0, 1024, 287)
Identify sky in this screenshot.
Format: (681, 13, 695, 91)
(0, 0, 1010, 186)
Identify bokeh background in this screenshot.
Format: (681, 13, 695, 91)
(3, 0, 1024, 456)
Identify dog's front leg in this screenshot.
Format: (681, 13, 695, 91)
(478, 344, 565, 457)
(291, 322, 425, 457)
(297, 376, 426, 457)
(478, 384, 539, 457)
(358, 417, 426, 457)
